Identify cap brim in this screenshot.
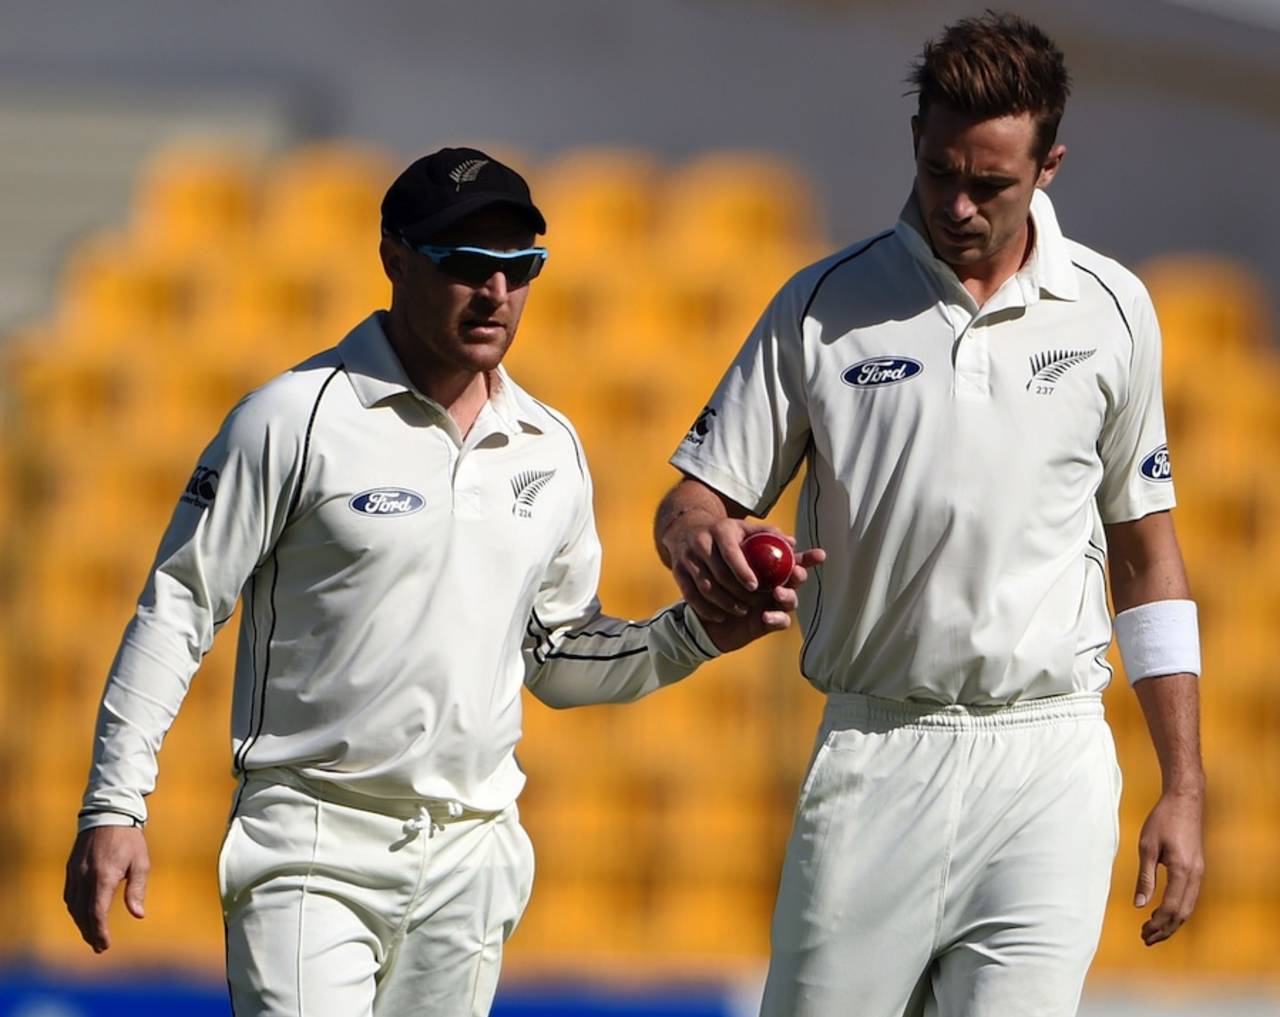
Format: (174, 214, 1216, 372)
(396, 195, 546, 242)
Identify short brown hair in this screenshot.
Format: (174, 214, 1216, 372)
(908, 10, 1071, 161)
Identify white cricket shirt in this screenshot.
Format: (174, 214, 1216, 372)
(81, 313, 718, 829)
(671, 190, 1175, 705)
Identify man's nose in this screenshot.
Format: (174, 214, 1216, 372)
(943, 190, 976, 222)
(477, 270, 509, 302)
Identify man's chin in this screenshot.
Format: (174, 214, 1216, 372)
(458, 340, 512, 373)
(936, 242, 988, 269)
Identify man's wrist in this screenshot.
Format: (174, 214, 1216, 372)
(1161, 774, 1206, 800)
(659, 505, 717, 545)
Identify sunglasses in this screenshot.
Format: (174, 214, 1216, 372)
(396, 236, 549, 287)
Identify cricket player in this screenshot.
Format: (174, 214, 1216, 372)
(655, 14, 1204, 1016)
(63, 147, 815, 1017)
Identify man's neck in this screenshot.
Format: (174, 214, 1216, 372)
(952, 218, 1035, 308)
(383, 312, 491, 437)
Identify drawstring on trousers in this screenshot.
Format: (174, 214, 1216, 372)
(403, 800, 465, 838)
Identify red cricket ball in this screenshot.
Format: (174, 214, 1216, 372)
(741, 532, 796, 588)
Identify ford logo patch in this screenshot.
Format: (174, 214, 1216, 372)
(842, 356, 924, 388)
(1139, 445, 1173, 482)
(349, 488, 426, 516)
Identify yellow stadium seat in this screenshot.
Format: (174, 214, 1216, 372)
(131, 142, 259, 257)
(653, 785, 780, 880)
(259, 142, 397, 264)
(1142, 255, 1273, 365)
(1187, 898, 1277, 974)
(57, 231, 193, 343)
(510, 875, 647, 964)
(188, 244, 329, 345)
(659, 151, 821, 267)
(518, 693, 615, 778)
(647, 877, 771, 959)
(537, 147, 662, 270)
(519, 784, 652, 879)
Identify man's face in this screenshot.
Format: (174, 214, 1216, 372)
(912, 105, 1063, 273)
(381, 206, 536, 376)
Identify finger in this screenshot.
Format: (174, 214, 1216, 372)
(1145, 862, 1190, 944)
(68, 863, 98, 945)
(90, 869, 121, 953)
(739, 521, 789, 541)
(796, 547, 827, 567)
(684, 556, 751, 615)
(1182, 856, 1204, 919)
(124, 857, 149, 920)
(771, 586, 799, 611)
(760, 611, 792, 631)
(710, 533, 760, 593)
(1134, 838, 1158, 908)
(1149, 849, 1204, 946)
(674, 569, 730, 624)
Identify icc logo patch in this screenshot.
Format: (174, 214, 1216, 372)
(684, 406, 716, 447)
(181, 465, 220, 509)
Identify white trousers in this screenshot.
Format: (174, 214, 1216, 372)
(761, 692, 1121, 1017)
(219, 770, 535, 1017)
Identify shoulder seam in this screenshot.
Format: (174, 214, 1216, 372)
(285, 366, 343, 518)
(799, 230, 895, 329)
(1073, 260, 1136, 377)
(1072, 261, 1134, 340)
(528, 396, 585, 480)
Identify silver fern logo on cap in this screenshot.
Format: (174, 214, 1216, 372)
(448, 159, 489, 189)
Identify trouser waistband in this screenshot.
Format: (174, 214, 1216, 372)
(823, 690, 1105, 733)
(242, 767, 502, 824)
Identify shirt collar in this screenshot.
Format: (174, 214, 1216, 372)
(336, 312, 544, 436)
(894, 187, 1079, 306)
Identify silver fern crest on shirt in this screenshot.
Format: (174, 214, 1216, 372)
(511, 469, 556, 518)
(1027, 348, 1096, 394)
(448, 159, 489, 190)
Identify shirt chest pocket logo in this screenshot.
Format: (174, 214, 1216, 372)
(1027, 348, 1096, 395)
(842, 356, 923, 388)
(348, 488, 426, 517)
(511, 469, 556, 518)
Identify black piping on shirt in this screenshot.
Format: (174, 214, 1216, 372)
(233, 366, 342, 774)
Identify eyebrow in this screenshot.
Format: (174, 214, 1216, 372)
(922, 160, 1019, 185)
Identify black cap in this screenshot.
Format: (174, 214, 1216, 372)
(381, 147, 546, 242)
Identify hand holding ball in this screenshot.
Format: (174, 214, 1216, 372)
(741, 532, 796, 588)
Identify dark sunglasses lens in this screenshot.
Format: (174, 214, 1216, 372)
(437, 251, 502, 285)
(438, 251, 544, 287)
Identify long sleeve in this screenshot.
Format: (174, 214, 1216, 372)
(522, 460, 720, 709)
(78, 379, 308, 830)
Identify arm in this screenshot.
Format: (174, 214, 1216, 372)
(1106, 511, 1204, 947)
(525, 459, 807, 710)
(65, 383, 305, 952)
(656, 269, 825, 620)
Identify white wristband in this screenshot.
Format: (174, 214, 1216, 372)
(1113, 599, 1200, 686)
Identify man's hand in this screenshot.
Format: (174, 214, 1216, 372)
(662, 511, 825, 625)
(1134, 787, 1203, 946)
(699, 555, 818, 652)
(64, 825, 151, 953)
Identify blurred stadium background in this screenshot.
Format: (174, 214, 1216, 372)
(0, 1, 1277, 1015)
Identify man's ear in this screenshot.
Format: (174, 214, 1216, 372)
(1037, 143, 1067, 189)
(911, 114, 921, 158)
(380, 236, 409, 286)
